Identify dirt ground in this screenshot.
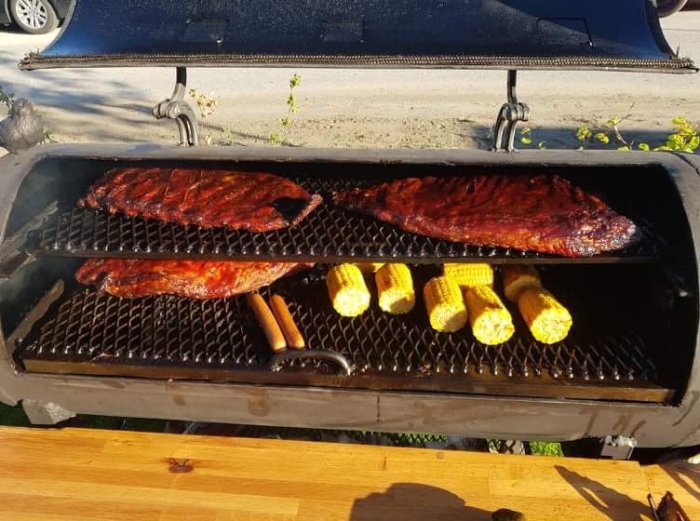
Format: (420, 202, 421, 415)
(0, 12, 699, 151)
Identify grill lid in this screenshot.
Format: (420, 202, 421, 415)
(20, 0, 696, 72)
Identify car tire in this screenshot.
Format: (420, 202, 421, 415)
(9, 0, 59, 34)
(656, 0, 688, 17)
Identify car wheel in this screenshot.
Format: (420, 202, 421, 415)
(656, 0, 688, 17)
(9, 0, 59, 34)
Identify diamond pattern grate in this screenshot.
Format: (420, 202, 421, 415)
(17, 266, 669, 402)
(28, 174, 665, 265)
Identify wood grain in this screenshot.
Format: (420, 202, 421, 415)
(644, 461, 700, 520)
(0, 426, 675, 521)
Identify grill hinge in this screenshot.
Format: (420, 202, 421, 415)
(600, 435, 638, 460)
(492, 70, 530, 152)
(152, 67, 200, 147)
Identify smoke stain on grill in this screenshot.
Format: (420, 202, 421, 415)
(612, 414, 631, 434)
(247, 389, 271, 417)
(167, 458, 193, 474)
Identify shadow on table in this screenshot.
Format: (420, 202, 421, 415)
(555, 466, 650, 521)
(349, 483, 491, 521)
(658, 463, 700, 502)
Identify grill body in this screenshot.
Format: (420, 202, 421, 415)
(0, 144, 699, 448)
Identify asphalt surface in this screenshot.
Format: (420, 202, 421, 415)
(0, 12, 698, 148)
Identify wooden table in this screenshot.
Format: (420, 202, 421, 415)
(0, 426, 696, 521)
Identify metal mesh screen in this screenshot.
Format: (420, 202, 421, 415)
(17, 266, 672, 402)
(29, 174, 664, 265)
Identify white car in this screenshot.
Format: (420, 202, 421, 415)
(0, 0, 72, 34)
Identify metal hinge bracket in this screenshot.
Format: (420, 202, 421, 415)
(600, 435, 637, 460)
(492, 70, 530, 152)
(153, 67, 200, 147)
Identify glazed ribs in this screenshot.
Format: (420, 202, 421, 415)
(333, 174, 638, 257)
(79, 167, 322, 232)
(76, 259, 309, 299)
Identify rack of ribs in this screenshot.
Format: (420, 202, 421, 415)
(333, 174, 638, 257)
(79, 167, 322, 232)
(76, 259, 311, 299)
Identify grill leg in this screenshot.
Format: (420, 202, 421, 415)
(21, 399, 75, 425)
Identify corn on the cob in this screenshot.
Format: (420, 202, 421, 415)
(518, 287, 572, 344)
(375, 263, 415, 315)
(464, 286, 515, 345)
(502, 265, 542, 303)
(443, 263, 494, 289)
(353, 262, 385, 274)
(423, 276, 468, 333)
(327, 264, 371, 317)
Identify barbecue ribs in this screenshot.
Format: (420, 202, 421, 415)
(79, 167, 322, 232)
(333, 174, 638, 257)
(76, 259, 309, 299)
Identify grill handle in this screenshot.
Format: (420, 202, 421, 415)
(268, 350, 354, 376)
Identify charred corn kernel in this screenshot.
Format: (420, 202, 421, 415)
(353, 262, 385, 274)
(464, 286, 515, 346)
(327, 264, 371, 317)
(375, 263, 415, 315)
(443, 263, 494, 289)
(518, 287, 572, 344)
(502, 265, 542, 303)
(423, 276, 468, 333)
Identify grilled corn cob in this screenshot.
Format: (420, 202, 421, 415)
(375, 263, 415, 314)
(423, 276, 468, 333)
(502, 265, 542, 302)
(353, 262, 385, 274)
(327, 264, 371, 317)
(464, 286, 515, 345)
(518, 287, 572, 344)
(443, 263, 494, 289)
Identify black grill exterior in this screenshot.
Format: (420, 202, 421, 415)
(1, 146, 699, 448)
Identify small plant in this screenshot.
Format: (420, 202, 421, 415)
(270, 73, 302, 146)
(575, 105, 698, 154)
(518, 127, 547, 149)
(188, 88, 218, 145)
(0, 84, 15, 111)
(655, 116, 700, 153)
(529, 441, 564, 457)
(188, 88, 218, 120)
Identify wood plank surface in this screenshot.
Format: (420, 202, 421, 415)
(644, 461, 700, 520)
(0, 427, 674, 521)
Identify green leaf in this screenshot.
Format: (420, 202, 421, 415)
(654, 145, 672, 152)
(576, 127, 593, 141)
(520, 137, 532, 145)
(637, 143, 651, 152)
(537, 141, 547, 150)
(289, 73, 302, 89)
(529, 441, 564, 457)
(520, 127, 532, 135)
(672, 116, 687, 126)
(607, 116, 621, 126)
(688, 136, 700, 152)
(594, 133, 610, 145)
(617, 146, 631, 152)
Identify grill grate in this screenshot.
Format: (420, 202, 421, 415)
(29, 174, 665, 265)
(17, 267, 671, 402)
